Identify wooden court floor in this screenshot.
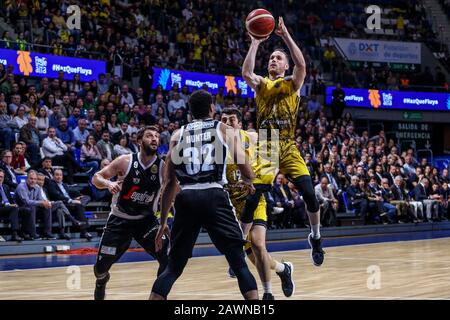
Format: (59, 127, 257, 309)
(1, 237, 450, 300)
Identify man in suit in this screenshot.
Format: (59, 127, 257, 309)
(0, 150, 18, 190)
(14, 170, 56, 240)
(0, 169, 22, 241)
(414, 178, 440, 222)
(374, 165, 384, 184)
(391, 175, 422, 222)
(19, 116, 41, 166)
(96, 130, 115, 162)
(36, 172, 73, 240)
(346, 176, 369, 222)
(37, 157, 55, 181)
(112, 123, 130, 145)
(47, 168, 92, 240)
(383, 165, 397, 186)
(271, 174, 295, 229)
(323, 163, 339, 192)
(368, 177, 396, 223)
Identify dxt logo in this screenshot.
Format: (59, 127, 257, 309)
(359, 43, 379, 52)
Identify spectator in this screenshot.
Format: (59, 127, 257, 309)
(331, 83, 345, 120)
(167, 92, 186, 119)
(114, 135, 132, 157)
(36, 107, 50, 135)
(315, 176, 338, 226)
(151, 94, 167, 117)
(0, 169, 22, 241)
(0, 150, 18, 190)
(107, 113, 121, 135)
(19, 116, 41, 166)
(346, 176, 369, 222)
(13, 105, 28, 129)
(120, 84, 135, 107)
(49, 104, 63, 128)
(96, 130, 115, 162)
(90, 159, 112, 202)
(42, 127, 80, 184)
(56, 117, 75, 148)
(271, 174, 295, 229)
(73, 118, 89, 147)
(129, 132, 140, 153)
(14, 170, 55, 240)
(112, 122, 130, 145)
(10, 142, 27, 175)
(0, 101, 16, 150)
(47, 169, 92, 240)
(414, 178, 440, 222)
(67, 107, 83, 130)
(37, 157, 55, 181)
(80, 135, 102, 173)
(36, 172, 72, 240)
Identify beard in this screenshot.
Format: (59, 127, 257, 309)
(142, 142, 156, 156)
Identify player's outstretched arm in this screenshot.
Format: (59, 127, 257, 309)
(92, 154, 130, 194)
(242, 33, 267, 92)
(275, 17, 306, 92)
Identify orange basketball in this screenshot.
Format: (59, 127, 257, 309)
(245, 9, 275, 39)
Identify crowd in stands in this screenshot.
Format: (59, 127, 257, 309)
(1, 65, 450, 239)
(1, 0, 448, 93)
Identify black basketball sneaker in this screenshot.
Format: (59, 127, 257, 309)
(308, 233, 325, 267)
(276, 261, 295, 297)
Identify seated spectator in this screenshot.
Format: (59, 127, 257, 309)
(49, 104, 63, 128)
(96, 130, 115, 162)
(431, 182, 447, 221)
(167, 92, 186, 120)
(315, 176, 338, 227)
(346, 176, 369, 222)
(271, 174, 295, 229)
(0, 169, 22, 241)
(36, 107, 50, 136)
(13, 105, 28, 129)
(441, 182, 450, 219)
(129, 132, 140, 153)
(10, 142, 27, 175)
(90, 159, 112, 202)
(67, 107, 83, 130)
(414, 178, 440, 222)
(42, 127, 80, 184)
(390, 176, 420, 223)
(73, 118, 90, 147)
(19, 116, 41, 166)
(0, 150, 18, 190)
(92, 120, 104, 142)
(151, 94, 167, 117)
(107, 113, 121, 135)
(368, 177, 396, 224)
(47, 168, 92, 240)
(14, 170, 55, 240)
(36, 172, 72, 240)
(114, 135, 132, 157)
(112, 122, 130, 145)
(0, 101, 17, 150)
(80, 135, 102, 173)
(56, 117, 75, 148)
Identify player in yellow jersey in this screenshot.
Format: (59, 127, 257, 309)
(242, 17, 325, 266)
(221, 107, 295, 300)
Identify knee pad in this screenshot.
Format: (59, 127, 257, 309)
(292, 176, 319, 213)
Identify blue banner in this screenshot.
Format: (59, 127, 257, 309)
(152, 67, 255, 98)
(0, 48, 105, 81)
(326, 86, 450, 111)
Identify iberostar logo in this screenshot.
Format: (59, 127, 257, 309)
(225, 75, 237, 94)
(446, 95, 450, 110)
(158, 69, 171, 89)
(368, 89, 381, 109)
(16, 51, 33, 76)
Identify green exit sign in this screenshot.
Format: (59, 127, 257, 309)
(403, 111, 423, 120)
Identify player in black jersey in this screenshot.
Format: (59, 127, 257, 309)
(150, 90, 259, 300)
(92, 126, 169, 300)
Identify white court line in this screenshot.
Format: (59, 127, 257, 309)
(1, 236, 450, 273)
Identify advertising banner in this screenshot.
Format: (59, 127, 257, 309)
(326, 86, 450, 111)
(152, 67, 255, 98)
(0, 48, 106, 81)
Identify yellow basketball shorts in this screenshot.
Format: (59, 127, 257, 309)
(253, 140, 310, 184)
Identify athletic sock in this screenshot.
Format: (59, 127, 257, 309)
(275, 262, 285, 273)
(311, 223, 321, 240)
(262, 282, 272, 294)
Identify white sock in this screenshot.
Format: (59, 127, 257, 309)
(311, 223, 321, 239)
(274, 262, 285, 273)
(262, 282, 272, 294)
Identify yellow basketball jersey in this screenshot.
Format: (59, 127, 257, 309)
(226, 130, 255, 201)
(256, 77, 300, 139)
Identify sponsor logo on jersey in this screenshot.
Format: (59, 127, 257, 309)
(133, 161, 138, 169)
(100, 245, 117, 256)
(151, 164, 158, 174)
(133, 178, 140, 184)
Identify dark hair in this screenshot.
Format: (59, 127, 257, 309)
(42, 156, 52, 162)
(189, 90, 212, 119)
(221, 107, 242, 122)
(137, 125, 160, 140)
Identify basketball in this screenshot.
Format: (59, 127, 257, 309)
(246, 9, 275, 39)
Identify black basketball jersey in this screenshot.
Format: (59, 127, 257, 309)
(115, 153, 162, 218)
(174, 119, 228, 186)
